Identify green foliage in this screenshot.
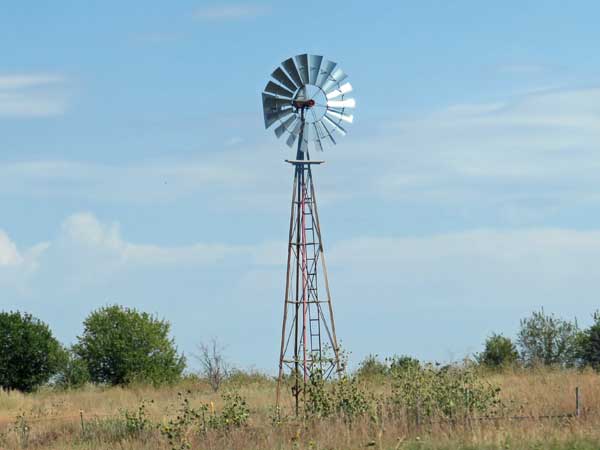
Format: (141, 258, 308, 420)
(219, 391, 250, 428)
(476, 333, 519, 368)
(391, 364, 502, 420)
(304, 369, 333, 418)
(12, 412, 30, 449)
(75, 305, 186, 386)
(160, 392, 202, 450)
(330, 375, 371, 420)
(0, 311, 63, 392)
(123, 399, 154, 436)
(388, 355, 420, 373)
(159, 390, 250, 450)
(577, 311, 600, 369)
(54, 347, 90, 389)
(79, 416, 137, 444)
(305, 368, 371, 420)
(355, 354, 420, 379)
(355, 354, 388, 378)
(517, 308, 579, 367)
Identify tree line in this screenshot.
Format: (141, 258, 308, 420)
(356, 308, 600, 377)
(0, 305, 185, 392)
(1, 306, 600, 393)
(477, 308, 600, 369)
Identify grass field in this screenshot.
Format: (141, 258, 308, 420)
(0, 368, 599, 450)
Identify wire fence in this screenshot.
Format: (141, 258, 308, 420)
(0, 387, 590, 430)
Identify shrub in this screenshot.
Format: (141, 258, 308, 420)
(0, 311, 63, 392)
(388, 355, 420, 373)
(391, 363, 502, 420)
(355, 354, 388, 378)
(305, 368, 371, 420)
(159, 390, 250, 449)
(517, 309, 579, 367)
(194, 339, 230, 392)
(355, 354, 420, 378)
(75, 305, 185, 386)
(476, 334, 519, 368)
(219, 391, 250, 429)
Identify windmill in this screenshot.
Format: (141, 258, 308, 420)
(261, 54, 356, 413)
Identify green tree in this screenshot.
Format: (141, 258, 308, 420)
(0, 311, 63, 392)
(517, 308, 579, 367)
(476, 333, 519, 368)
(75, 305, 185, 385)
(577, 312, 600, 369)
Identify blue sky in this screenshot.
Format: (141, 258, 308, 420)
(2, 1, 600, 371)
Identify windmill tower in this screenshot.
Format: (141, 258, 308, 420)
(261, 54, 356, 413)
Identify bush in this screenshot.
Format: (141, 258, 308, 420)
(194, 339, 230, 392)
(388, 355, 420, 373)
(391, 363, 502, 420)
(517, 309, 579, 367)
(476, 334, 519, 368)
(0, 311, 63, 392)
(305, 368, 371, 420)
(75, 305, 186, 385)
(355, 354, 419, 378)
(355, 354, 388, 378)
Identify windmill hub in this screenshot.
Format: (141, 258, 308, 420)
(293, 99, 315, 109)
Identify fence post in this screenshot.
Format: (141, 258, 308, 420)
(575, 387, 580, 418)
(80, 410, 85, 433)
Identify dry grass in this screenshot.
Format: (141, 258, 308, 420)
(0, 368, 598, 449)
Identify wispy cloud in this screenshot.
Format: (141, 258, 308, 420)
(0, 228, 48, 292)
(0, 158, 260, 203)
(0, 212, 280, 293)
(192, 4, 269, 21)
(0, 73, 68, 118)
(2, 86, 600, 221)
(0, 74, 64, 90)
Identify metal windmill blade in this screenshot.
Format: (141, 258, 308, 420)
(261, 54, 356, 154)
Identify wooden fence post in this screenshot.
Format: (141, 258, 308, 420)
(575, 387, 580, 418)
(80, 410, 85, 433)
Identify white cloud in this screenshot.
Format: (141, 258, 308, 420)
(60, 212, 253, 267)
(192, 4, 269, 20)
(0, 74, 64, 90)
(0, 229, 48, 291)
(0, 73, 68, 118)
(327, 228, 600, 312)
(0, 231, 23, 266)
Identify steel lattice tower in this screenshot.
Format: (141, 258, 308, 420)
(277, 139, 341, 414)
